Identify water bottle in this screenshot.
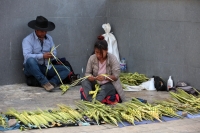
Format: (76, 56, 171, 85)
(120, 58, 127, 73)
(167, 76, 173, 90)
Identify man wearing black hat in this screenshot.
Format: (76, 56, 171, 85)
(22, 16, 70, 91)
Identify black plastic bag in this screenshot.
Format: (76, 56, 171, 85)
(153, 76, 167, 91)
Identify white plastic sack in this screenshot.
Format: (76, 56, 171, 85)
(102, 23, 120, 62)
(139, 81, 150, 90)
(123, 84, 143, 91)
(139, 78, 156, 91)
(123, 78, 156, 91)
(149, 78, 156, 90)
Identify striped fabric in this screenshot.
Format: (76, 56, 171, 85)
(85, 53, 125, 102)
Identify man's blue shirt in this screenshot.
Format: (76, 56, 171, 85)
(22, 31, 57, 68)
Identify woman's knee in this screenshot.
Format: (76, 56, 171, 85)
(81, 79, 90, 86)
(101, 83, 115, 90)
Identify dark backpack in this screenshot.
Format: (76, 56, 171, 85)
(52, 58, 80, 84)
(153, 76, 167, 91)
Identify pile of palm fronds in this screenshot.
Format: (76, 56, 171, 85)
(120, 72, 149, 86)
(76, 100, 121, 126)
(113, 98, 181, 125)
(75, 89, 200, 126)
(75, 98, 182, 126)
(0, 98, 184, 129)
(0, 114, 7, 128)
(2, 89, 200, 130)
(154, 89, 200, 114)
(5, 104, 83, 130)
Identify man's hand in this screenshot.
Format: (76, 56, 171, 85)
(43, 52, 53, 59)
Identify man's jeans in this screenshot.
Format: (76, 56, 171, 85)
(24, 57, 70, 86)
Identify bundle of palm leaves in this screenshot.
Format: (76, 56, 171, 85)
(0, 114, 7, 128)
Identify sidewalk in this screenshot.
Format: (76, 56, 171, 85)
(1, 84, 200, 133)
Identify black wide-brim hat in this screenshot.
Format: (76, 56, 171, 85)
(28, 16, 55, 31)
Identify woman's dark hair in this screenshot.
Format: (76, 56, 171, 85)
(94, 35, 108, 56)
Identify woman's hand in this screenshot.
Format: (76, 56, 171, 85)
(88, 75, 97, 82)
(96, 75, 105, 81)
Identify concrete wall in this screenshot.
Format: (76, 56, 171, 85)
(0, 0, 107, 85)
(107, 0, 200, 89)
(1, 0, 200, 89)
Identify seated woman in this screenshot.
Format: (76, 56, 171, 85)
(81, 36, 125, 102)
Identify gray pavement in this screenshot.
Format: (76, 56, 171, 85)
(0, 84, 200, 133)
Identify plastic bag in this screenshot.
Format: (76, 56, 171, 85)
(139, 78, 156, 91)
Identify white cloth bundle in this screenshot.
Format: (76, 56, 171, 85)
(102, 23, 120, 62)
